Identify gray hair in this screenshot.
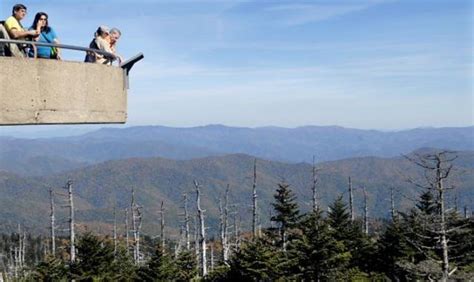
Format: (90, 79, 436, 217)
(110, 27, 121, 36)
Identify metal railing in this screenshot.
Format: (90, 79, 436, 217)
(0, 38, 118, 63)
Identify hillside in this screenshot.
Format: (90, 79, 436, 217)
(0, 125, 472, 176)
(0, 149, 472, 236)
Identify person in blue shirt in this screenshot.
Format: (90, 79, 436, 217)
(29, 12, 60, 59)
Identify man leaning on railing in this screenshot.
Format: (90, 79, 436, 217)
(1, 4, 39, 57)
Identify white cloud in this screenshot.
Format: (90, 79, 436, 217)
(264, 1, 389, 26)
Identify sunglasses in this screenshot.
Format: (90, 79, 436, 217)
(39, 17, 48, 21)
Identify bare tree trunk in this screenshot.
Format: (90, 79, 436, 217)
(405, 151, 458, 281)
(113, 206, 117, 258)
(219, 185, 230, 264)
(363, 186, 369, 235)
(390, 187, 396, 222)
(125, 208, 129, 256)
(437, 158, 449, 282)
(194, 180, 207, 277)
(131, 189, 137, 263)
(50, 188, 56, 256)
(234, 213, 241, 248)
(9, 246, 15, 278)
(160, 201, 165, 251)
(210, 244, 214, 272)
(16, 224, 23, 271)
(219, 200, 224, 254)
(21, 232, 26, 268)
(219, 187, 229, 265)
(311, 155, 319, 212)
(183, 193, 190, 250)
(131, 189, 142, 264)
(66, 180, 75, 263)
(174, 242, 180, 258)
(136, 209, 143, 264)
(194, 215, 200, 267)
(17, 224, 22, 270)
(175, 223, 184, 257)
(348, 176, 354, 222)
(13, 247, 18, 278)
(252, 159, 258, 238)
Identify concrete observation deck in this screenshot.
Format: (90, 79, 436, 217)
(0, 57, 128, 125)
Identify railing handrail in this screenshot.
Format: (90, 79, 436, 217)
(0, 38, 117, 61)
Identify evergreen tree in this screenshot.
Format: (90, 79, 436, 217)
(173, 250, 197, 281)
(297, 210, 349, 280)
(327, 195, 353, 243)
(416, 190, 438, 215)
(111, 245, 137, 281)
(376, 220, 414, 279)
(327, 195, 375, 275)
(327, 196, 357, 256)
(205, 265, 231, 282)
(228, 237, 281, 280)
(137, 245, 176, 281)
(32, 255, 68, 281)
(71, 232, 115, 280)
(271, 181, 301, 251)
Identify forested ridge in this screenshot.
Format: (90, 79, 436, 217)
(0, 149, 473, 235)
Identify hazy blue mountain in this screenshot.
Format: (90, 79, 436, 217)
(0, 149, 472, 235)
(78, 125, 473, 162)
(0, 125, 472, 176)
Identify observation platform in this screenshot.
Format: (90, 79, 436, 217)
(0, 39, 143, 125)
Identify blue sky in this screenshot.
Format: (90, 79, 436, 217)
(1, 0, 472, 133)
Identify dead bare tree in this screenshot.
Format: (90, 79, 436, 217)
(160, 201, 165, 251)
(183, 193, 190, 250)
(405, 151, 460, 281)
(311, 155, 321, 212)
(21, 232, 26, 269)
(50, 188, 56, 256)
(362, 186, 369, 235)
(390, 187, 397, 222)
(210, 244, 215, 272)
(194, 180, 207, 277)
(233, 213, 241, 248)
(66, 180, 75, 263)
(348, 176, 355, 222)
(125, 208, 130, 256)
(14, 246, 18, 278)
(130, 188, 143, 264)
(219, 185, 230, 265)
(113, 206, 117, 258)
(175, 193, 188, 257)
(252, 159, 258, 238)
(9, 246, 16, 278)
(194, 215, 199, 266)
(16, 224, 24, 270)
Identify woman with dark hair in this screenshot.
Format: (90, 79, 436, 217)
(29, 12, 61, 59)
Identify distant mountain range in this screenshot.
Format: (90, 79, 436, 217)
(0, 125, 472, 176)
(0, 149, 472, 236)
